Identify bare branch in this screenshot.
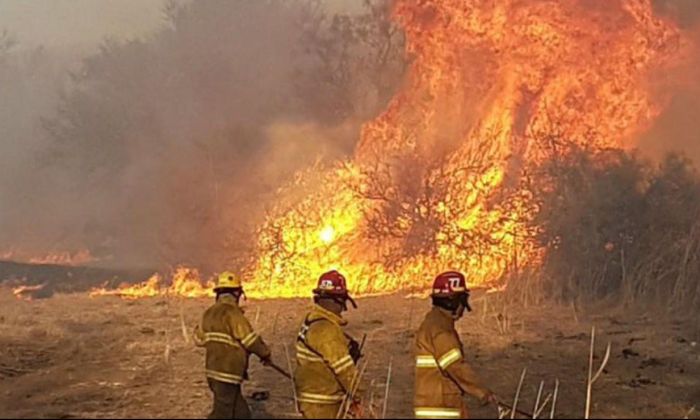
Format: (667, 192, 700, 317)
(512, 368, 527, 420)
(586, 327, 612, 419)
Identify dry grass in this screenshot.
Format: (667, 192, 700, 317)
(0, 289, 699, 419)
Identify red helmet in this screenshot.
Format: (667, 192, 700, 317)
(431, 271, 471, 312)
(431, 271, 469, 297)
(313, 270, 357, 308)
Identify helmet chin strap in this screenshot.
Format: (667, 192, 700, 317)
(445, 293, 471, 318)
(330, 295, 357, 311)
(451, 304, 467, 320)
(463, 291, 472, 312)
(226, 289, 245, 302)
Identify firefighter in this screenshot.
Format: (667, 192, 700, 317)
(294, 270, 363, 419)
(414, 271, 497, 419)
(194, 271, 272, 419)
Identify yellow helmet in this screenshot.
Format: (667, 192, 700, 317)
(215, 271, 242, 291)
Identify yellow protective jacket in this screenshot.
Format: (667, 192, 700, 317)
(194, 295, 271, 385)
(414, 307, 491, 419)
(294, 305, 358, 406)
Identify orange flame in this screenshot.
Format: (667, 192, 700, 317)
(12, 284, 47, 301)
(243, 0, 682, 298)
(84, 1, 686, 301)
(89, 267, 215, 299)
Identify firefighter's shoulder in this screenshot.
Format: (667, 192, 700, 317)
(422, 308, 456, 336)
(422, 307, 447, 326)
(209, 299, 247, 328)
(306, 317, 343, 341)
(202, 300, 228, 323)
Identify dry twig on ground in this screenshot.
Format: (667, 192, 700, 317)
(585, 326, 612, 419)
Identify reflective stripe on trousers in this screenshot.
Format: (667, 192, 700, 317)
(206, 369, 244, 385)
(414, 406, 462, 419)
(297, 391, 345, 405)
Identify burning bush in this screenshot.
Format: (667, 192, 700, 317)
(4, 0, 700, 308)
(245, 0, 687, 298)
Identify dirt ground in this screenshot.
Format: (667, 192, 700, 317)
(0, 289, 698, 419)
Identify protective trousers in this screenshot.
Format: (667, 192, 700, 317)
(299, 401, 342, 419)
(207, 379, 251, 419)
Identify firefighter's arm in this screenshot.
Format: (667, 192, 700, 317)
(434, 332, 492, 401)
(193, 324, 206, 347)
(231, 312, 271, 360)
(314, 323, 358, 392)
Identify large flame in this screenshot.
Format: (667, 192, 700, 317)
(84, 0, 684, 301)
(243, 0, 681, 298)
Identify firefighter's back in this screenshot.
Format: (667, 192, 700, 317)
(201, 298, 250, 385)
(294, 305, 355, 419)
(295, 318, 345, 400)
(293, 271, 360, 419)
(413, 307, 465, 419)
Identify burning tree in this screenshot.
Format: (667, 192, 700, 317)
(35, 0, 699, 307)
(245, 0, 685, 298)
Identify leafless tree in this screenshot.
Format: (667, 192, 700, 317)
(295, 0, 406, 123)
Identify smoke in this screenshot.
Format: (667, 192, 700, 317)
(0, 42, 77, 255)
(653, 0, 700, 29)
(0, 1, 401, 271)
(2, 0, 698, 275)
(640, 0, 700, 162)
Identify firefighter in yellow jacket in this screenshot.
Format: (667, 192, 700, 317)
(294, 270, 363, 419)
(414, 271, 497, 419)
(194, 271, 272, 419)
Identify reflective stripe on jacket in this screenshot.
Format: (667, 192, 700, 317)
(294, 305, 357, 405)
(414, 307, 491, 418)
(194, 295, 270, 384)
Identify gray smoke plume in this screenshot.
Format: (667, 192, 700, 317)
(0, 0, 403, 272)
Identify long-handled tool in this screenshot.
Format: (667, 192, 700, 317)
(442, 368, 535, 418)
(226, 331, 293, 380)
(264, 359, 292, 379)
(497, 401, 535, 419)
(337, 334, 369, 419)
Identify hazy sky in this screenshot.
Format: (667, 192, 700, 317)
(0, 0, 167, 50)
(0, 0, 360, 51)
